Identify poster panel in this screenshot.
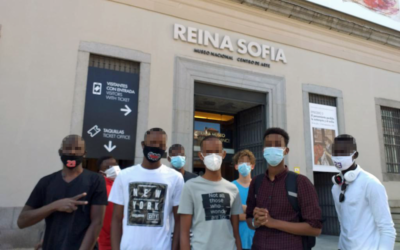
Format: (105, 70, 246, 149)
(310, 103, 340, 172)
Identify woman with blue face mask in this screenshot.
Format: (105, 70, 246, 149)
(232, 150, 256, 250)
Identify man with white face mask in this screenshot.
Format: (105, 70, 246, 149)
(246, 127, 322, 250)
(179, 135, 243, 250)
(331, 134, 396, 250)
(97, 156, 120, 250)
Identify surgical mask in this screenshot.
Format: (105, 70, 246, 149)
(263, 147, 285, 167)
(332, 152, 356, 171)
(202, 153, 222, 171)
(238, 163, 251, 177)
(143, 145, 165, 162)
(60, 155, 84, 169)
(171, 156, 186, 169)
(104, 166, 121, 180)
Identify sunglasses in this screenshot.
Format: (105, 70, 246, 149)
(339, 183, 348, 203)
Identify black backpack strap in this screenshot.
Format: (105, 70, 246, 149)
(285, 171, 300, 215)
(254, 174, 264, 199)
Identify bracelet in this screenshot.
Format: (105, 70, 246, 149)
(252, 218, 259, 229)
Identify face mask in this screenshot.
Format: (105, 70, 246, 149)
(332, 152, 356, 171)
(238, 163, 251, 177)
(263, 147, 285, 167)
(104, 166, 121, 180)
(202, 153, 222, 171)
(143, 145, 165, 162)
(171, 156, 186, 169)
(61, 155, 83, 169)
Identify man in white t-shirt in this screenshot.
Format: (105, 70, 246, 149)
(109, 128, 184, 250)
(331, 134, 396, 250)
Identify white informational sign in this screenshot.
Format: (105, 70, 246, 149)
(306, 0, 400, 31)
(310, 103, 340, 173)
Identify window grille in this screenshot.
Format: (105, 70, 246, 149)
(381, 106, 400, 173)
(309, 93, 336, 107)
(89, 54, 139, 73)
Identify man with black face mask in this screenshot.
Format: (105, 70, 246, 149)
(17, 135, 108, 250)
(109, 128, 184, 250)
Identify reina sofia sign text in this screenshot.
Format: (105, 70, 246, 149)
(173, 24, 287, 64)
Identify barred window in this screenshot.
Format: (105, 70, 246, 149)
(89, 54, 139, 73)
(381, 106, 400, 173)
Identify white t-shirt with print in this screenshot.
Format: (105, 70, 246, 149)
(109, 164, 184, 250)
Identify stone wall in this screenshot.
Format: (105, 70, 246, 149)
(0, 207, 44, 249)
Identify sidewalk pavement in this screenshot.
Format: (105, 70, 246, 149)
(315, 235, 400, 250)
(9, 236, 400, 250)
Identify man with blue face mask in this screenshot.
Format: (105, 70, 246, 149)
(246, 127, 322, 250)
(168, 144, 197, 182)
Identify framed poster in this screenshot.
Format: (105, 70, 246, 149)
(310, 103, 340, 172)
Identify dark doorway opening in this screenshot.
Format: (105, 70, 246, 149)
(193, 82, 267, 181)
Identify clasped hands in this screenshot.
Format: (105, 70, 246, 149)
(253, 207, 277, 228)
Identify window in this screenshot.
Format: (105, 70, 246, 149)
(381, 106, 400, 173)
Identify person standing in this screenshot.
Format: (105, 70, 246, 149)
(168, 143, 197, 182)
(97, 156, 120, 250)
(179, 135, 243, 250)
(331, 134, 396, 250)
(232, 150, 256, 250)
(17, 135, 108, 250)
(109, 128, 184, 250)
(246, 127, 322, 250)
(168, 143, 197, 244)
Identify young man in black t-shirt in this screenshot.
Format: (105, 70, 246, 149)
(168, 144, 197, 182)
(18, 135, 108, 250)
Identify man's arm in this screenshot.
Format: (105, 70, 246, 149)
(367, 180, 396, 249)
(18, 193, 88, 229)
(239, 205, 247, 221)
(79, 205, 106, 250)
(180, 214, 192, 250)
(245, 178, 257, 229)
(231, 215, 242, 250)
(111, 204, 124, 250)
(171, 206, 180, 250)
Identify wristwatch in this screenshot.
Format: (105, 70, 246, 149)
(252, 218, 260, 229)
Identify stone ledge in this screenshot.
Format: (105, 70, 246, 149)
(232, 0, 400, 49)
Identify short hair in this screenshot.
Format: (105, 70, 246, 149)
(200, 135, 221, 150)
(169, 144, 185, 154)
(144, 127, 167, 140)
(333, 134, 357, 150)
(263, 127, 289, 146)
(97, 156, 115, 170)
(60, 134, 85, 149)
(232, 150, 256, 165)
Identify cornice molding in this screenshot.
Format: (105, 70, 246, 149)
(234, 0, 400, 49)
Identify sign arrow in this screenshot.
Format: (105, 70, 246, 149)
(120, 105, 132, 116)
(104, 141, 117, 152)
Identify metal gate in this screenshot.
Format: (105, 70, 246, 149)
(235, 105, 267, 177)
(309, 93, 340, 236)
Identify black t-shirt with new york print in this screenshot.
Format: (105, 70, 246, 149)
(26, 169, 108, 250)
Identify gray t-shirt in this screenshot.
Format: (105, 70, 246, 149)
(178, 177, 243, 250)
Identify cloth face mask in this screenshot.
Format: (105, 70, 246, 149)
(332, 152, 356, 171)
(143, 145, 165, 162)
(61, 155, 83, 169)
